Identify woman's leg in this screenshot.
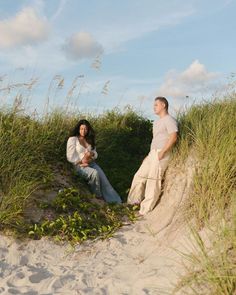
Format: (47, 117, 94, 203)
(75, 165, 102, 198)
(90, 162, 122, 203)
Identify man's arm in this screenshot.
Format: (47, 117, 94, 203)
(158, 132, 178, 160)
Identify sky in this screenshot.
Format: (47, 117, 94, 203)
(0, 0, 235, 119)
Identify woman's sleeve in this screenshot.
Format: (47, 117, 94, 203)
(66, 137, 80, 164)
(92, 147, 98, 159)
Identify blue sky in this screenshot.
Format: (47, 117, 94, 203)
(0, 0, 235, 118)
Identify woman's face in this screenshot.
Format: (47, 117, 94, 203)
(79, 124, 88, 137)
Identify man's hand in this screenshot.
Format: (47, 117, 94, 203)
(158, 132, 177, 160)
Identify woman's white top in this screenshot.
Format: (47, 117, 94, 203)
(66, 136, 98, 165)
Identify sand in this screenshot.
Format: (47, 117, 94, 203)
(0, 155, 196, 295)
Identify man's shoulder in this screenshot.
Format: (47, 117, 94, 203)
(165, 114, 177, 121)
(158, 114, 177, 124)
(154, 114, 178, 125)
(162, 115, 178, 132)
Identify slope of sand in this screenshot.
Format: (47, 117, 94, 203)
(0, 156, 196, 295)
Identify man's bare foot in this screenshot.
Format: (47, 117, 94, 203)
(136, 211, 144, 218)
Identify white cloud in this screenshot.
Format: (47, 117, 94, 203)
(158, 60, 220, 99)
(181, 60, 218, 83)
(0, 7, 50, 49)
(63, 32, 104, 60)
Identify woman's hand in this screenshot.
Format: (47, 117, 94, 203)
(85, 151, 92, 158)
(79, 163, 89, 167)
(80, 151, 93, 166)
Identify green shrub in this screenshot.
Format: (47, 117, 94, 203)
(0, 106, 150, 231)
(91, 108, 152, 199)
(27, 187, 137, 244)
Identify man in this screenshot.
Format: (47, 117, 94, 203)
(127, 96, 178, 215)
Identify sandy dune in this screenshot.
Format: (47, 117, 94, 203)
(0, 156, 196, 295)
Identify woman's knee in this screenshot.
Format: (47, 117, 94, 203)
(90, 169, 99, 181)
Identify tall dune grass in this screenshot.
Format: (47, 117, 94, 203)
(0, 77, 235, 291)
(0, 102, 151, 228)
(173, 95, 236, 294)
(176, 96, 236, 223)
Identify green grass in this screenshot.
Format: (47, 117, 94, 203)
(0, 89, 235, 292)
(27, 187, 137, 244)
(175, 98, 236, 224)
(0, 104, 150, 240)
(174, 221, 236, 295)
(172, 96, 236, 294)
(90, 107, 152, 197)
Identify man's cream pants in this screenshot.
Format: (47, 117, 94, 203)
(127, 149, 169, 215)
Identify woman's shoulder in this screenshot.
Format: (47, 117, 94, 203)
(67, 136, 78, 142)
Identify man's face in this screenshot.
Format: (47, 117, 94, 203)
(154, 100, 165, 115)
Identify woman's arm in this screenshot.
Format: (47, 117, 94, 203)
(91, 147, 98, 160)
(66, 137, 81, 165)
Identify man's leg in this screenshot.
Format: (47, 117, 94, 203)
(139, 152, 169, 215)
(127, 155, 151, 205)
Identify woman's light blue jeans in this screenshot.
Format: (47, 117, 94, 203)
(75, 162, 122, 203)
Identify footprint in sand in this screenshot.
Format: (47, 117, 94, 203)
(0, 261, 12, 278)
(6, 269, 29, 288)
(29, 268, 52, 284)
(8, 290, 38, 295)
(81, 273, 96, 288)
(0, 247, 8, 259)
(6, 289, 19, 294)
(51, 274, 76, 290)
(19, 255, 28, 266)
(78, 286, 107, 295)
(102, 258, 118, 267)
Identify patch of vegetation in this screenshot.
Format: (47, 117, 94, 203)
(91, 107, 152, 198)
(173, 96, 236, 295)
(0, 83, 235, 293)
(0, 105, 148, 240)
(27, 188, 137, 244)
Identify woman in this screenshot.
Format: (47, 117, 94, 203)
(66, 119, 122, 203)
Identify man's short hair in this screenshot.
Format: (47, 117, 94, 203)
(155, 96, 169, 110)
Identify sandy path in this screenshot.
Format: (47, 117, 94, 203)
(0, 156, 195, 295)
(0, 221, 190, 295)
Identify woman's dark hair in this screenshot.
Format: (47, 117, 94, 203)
(70, 119, 96, 149)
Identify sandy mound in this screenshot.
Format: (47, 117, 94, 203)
(0, 155, 196, 295)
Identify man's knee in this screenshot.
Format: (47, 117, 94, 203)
(134, 171, 147, 181)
